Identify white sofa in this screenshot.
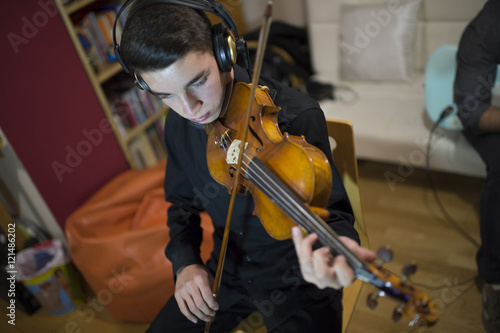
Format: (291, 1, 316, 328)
(305, 0, 488, 178)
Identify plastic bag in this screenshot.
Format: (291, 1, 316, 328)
(16, 239, 84, 316)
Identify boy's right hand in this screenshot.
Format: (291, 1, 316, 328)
(174, 264, 219, 324)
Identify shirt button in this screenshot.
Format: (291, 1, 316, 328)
(247, 279, 253, 283)
(239, 231, 244, 236)
(245, 256, 252, 262)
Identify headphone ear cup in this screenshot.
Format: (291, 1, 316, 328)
(212, 23, 236, 72)
(134, 72, 151, 92)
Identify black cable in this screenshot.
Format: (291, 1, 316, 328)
(380, 266, 477, 291)
(386, 114, 482, 293)
(409, 274, 477, 291)
(425, 106, 481, 249)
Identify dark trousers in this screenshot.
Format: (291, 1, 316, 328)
(146, 260, 343, 333)
(465, 131, 500, 284)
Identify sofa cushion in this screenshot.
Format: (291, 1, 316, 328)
(339, 0, 422, 81)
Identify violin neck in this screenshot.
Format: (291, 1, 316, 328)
(245, 157, 368, 273)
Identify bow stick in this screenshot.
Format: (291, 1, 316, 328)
(204, 2, 273, 332)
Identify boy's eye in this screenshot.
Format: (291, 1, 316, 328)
(157, 93, 171, 99)
(193, 77, 207, 87)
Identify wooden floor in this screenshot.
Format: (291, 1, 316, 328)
(346, 161, 485, 333)
(4, 161, 486, 333)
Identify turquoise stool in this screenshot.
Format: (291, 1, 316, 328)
(425, 44, 500, 130)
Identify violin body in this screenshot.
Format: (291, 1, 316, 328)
(206, 82, 332, 240)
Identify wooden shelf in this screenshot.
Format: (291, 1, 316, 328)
(57, 0, 167, 169)
(65, 0, 96, 14)
(97, 61, 123, 83)
(125, 108, 168, 143)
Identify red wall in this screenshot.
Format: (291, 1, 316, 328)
(0, 1, 129, 228)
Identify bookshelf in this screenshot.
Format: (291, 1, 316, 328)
(55, 0, 168, 169)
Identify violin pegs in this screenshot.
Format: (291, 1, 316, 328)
(367, 292, 379, 310)
(392, 303, 405, 322)
(375, 245, 393, 267)
(401, 261, 418, 284)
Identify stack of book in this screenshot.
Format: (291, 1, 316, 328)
(109, 86, 167, 168)
(74, 4, 125, 72)
(110, 88, 165, 134)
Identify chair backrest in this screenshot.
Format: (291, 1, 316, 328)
(326, 118, 369, 333)
(326, 118, 369, 248)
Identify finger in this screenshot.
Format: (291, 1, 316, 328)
(175, 293, 198, 324)
(293, 229, 319, 279)
(291, 226, 305, 249)
(339, 236, 377, 262)
(355, 247, 378, 262)
(312, 248, 340, 289)
(199, 284, 219, 313)
(333, 255, 355, 287)
(292, 227, 318, 262)
(185, 284, 214, 322)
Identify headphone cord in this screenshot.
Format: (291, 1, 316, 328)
(425, 107, 481, 249)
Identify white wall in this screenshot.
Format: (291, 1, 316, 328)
(242, 0, 307, 31)
(0, 127, 65, 242)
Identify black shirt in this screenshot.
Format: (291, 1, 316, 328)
(163, 65, 358, 283)
(455, 0, 500, 135)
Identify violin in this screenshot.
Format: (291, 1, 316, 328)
(203, 2, 439, 331)
(205, 82, 439, 327)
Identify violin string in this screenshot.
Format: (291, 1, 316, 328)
(245, 158, 365, 268)
(220, 131, 363, 267)
(220, 134, 345, 244)
(221, 134, 329, 238)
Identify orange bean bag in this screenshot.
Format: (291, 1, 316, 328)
(65, 159, 214, 322)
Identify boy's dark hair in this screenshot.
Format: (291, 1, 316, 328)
(120, 2, 213, 73)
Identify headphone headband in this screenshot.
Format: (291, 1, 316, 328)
(113, 0, 247, 82)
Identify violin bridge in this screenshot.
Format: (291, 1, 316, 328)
(226, 139, 248, 165)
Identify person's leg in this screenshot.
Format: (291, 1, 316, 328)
(464, 131, 500, 332)
(267, 290, 343, 333)
(250, 280, 343, 333)
(466, 132, 500, 282)
(147, 293, 260, 333)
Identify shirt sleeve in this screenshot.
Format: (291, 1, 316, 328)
(454, 6, 500, 135)
(163, 116, 205, 278)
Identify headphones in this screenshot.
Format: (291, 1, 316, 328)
(112, 0, 249, 92)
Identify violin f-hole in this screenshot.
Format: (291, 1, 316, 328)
(228, 166, 236, 177)
(248, 116, 264, 152)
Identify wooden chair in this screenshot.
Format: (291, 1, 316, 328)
(326, 118, 370, 332)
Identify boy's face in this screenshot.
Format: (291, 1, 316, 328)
(141, 51, 233, 124)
